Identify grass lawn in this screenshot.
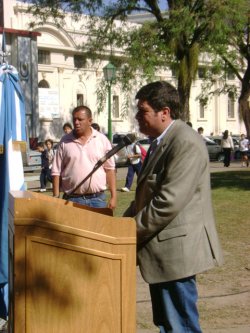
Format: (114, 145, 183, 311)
(200, 170, 250, 289)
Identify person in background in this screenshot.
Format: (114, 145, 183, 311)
(221, 130, 234, 167)
(121, 136, 142, 192)
(197, 126, 204, 135)
(52, 105, 116, 209)
(124, 81, 223, 333)
(63, 122, 73, 134)
(37, 139, 54, 192)
(239, 133, 249, 167)
(91, 123, 100, 132)
(37, 142, 46, 192)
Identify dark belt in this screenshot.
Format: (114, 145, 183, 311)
(63, 191, 104, 200)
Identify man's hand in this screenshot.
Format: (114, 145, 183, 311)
(106, 169, 117, 210)
(52, 175, 60, 197)
(108, 196, 116, 210)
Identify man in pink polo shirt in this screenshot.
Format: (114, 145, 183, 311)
(52, 105, 117, 209)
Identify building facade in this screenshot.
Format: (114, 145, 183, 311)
(2, 0, 246, 141)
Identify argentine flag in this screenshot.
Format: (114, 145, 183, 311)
(0, 64, 26, 319)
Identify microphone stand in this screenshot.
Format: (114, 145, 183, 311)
(66, 135, 133, 197)
(66, 158, 107, 197)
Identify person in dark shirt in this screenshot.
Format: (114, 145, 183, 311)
(37, 140, 54, 192)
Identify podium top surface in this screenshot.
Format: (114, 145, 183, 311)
(9, 191, 136, 244)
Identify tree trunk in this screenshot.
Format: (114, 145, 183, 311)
(177, 77, 191, 121)
(239, 62, 250, 137)
(175, 44, 199, 121)
(239, 96, 250, 137)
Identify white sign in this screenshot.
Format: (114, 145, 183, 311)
(39, 88, 60, 118)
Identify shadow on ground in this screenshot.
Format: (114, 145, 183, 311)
(211, 170, 250, 190)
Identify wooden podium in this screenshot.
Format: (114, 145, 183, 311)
(8, 191, 136, 333)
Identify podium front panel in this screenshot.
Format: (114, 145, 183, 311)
(9, 191, 136, 333)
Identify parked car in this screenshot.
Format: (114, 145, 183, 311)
(137, 138, 151, 152)
(110, 134, 151, 167)
(111, 135, 226, 165)
(109, 133, 130, 167)
(22, 129, 41, 172)
(204, 137, 224, 161)
(22, 148, 41, 172)
(137, 137, 224, 162)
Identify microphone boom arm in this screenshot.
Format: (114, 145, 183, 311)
(67, 135, 133, 197)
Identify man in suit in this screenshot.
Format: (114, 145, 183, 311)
(124, 81, 223, 333)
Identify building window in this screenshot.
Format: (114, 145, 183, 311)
(112, 95, 119, 118)
(38, 50, 51, 65)
(77, 94, 84, 106)
(227, 71, 235, 80)
(171, 68, 177, 77)
(199, 102, 206, 119)
(228, 94, 235, 118)
(198, 67, 206, 79)
(74, 55, 86, 69)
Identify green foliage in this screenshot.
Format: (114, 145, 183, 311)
(95, 79, 107, 114)
(27, 0, 250, 127)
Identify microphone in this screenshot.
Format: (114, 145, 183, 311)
(98, 134, 134, 165)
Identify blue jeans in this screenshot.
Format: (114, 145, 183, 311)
(66, 192, 107, 208)
(124, 161, 142, 189)
(149, 276, 202, 333)
(40, 168, 52, 189)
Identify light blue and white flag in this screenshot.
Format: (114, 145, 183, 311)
(0, 64, 26, 319)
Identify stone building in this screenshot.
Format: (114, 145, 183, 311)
(1, 0, 246, 141)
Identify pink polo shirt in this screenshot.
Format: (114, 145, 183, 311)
(51, 129, 115, 194)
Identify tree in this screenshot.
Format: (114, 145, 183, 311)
(213, 0, 250, 136)
(27, 0, 243, 122)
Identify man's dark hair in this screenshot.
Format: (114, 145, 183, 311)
(135, 81, 180, 119)
(223, 130, 229, 140)
(45, 139, 54, 146)
(37, 142, 44, 149)
(91, 123, 100, 131)
(63, 122, 72, 130)
(72, 105, 92, 118)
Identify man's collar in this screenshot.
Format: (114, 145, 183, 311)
(155, 120, 175, 145)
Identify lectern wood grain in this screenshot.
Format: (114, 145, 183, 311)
(9, 191, 136, 333)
